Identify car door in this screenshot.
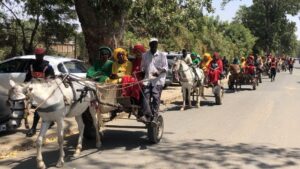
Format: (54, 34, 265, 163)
(0, 58, 31, 118)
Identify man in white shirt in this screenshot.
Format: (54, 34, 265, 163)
(139, 38, 168, 122)
(182, 49, 192, 65)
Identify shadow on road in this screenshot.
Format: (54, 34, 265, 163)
(3, 137, 300, 169)
(4, 129, 151, 169)
(148, 139, 300, 168)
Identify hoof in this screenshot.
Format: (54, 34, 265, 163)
(96, 142, 102, 148)
(196, 105, 200, 108)
(56, 160, 64, 168)
(74, 149, 81, 157)
(74, 152, 80, 158)
(37, 161, 46, 169)
(180, 107, 185, 111)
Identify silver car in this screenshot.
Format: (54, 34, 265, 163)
(0, 55, 87, 132)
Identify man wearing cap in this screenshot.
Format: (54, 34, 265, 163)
(86, 46, 113, 83)
(25, 47, 55, 137)
(139, 38, 168, 122)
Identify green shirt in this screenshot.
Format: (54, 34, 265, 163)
(86, 60, 113, 83)
(192, 57, 201, 65)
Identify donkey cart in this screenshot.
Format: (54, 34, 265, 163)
(228, 72, 257, 91)
(83, 83, 164, 144)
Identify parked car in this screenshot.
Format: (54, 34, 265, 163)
(0, 55, 88, 133)
(167, 53, 182, 83)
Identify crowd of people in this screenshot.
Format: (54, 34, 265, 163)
(23, 38, 297, 137)
(86, 38, 168, 123)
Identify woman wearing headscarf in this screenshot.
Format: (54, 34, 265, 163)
(109, 48, 141, 103)
(131, 44, 146, 81)
(200, 53, 212, 74)
(191, 52, 201, 66)
(244, 55, 255, 75)
(86, 46, 113, 83)
(207, 52, 223, 85)
(108, 48, 133, 83)
(240, 56, 246, 72)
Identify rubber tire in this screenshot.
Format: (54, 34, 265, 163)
(147, 115, 164, 144)
(82, 108, 96, 140)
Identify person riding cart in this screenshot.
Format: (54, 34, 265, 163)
(207, 52, 223, 86)
(244, 55, 256, 76)
(24, 47, 55, 137)
(86, 46, 113, 83)
(139, 38, 168, 123)
(191, 52, 201, 66)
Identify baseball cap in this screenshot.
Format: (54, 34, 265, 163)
(149, 37, 158, 43)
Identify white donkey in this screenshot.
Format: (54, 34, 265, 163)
(172, 59, 205, 110)
(8, 77, 101, 169)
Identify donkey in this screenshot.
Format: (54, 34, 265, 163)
(172, 59, 205, 110)
(8, 77, 101, 169)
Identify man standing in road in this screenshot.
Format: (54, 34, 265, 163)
(25, 47, 55, 137)
(139, 38, 168, 122)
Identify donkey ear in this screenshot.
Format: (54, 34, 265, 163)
(9, 79, 16, 88)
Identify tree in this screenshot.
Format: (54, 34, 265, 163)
(75, 0, 214, 64)
(0, 0, 77, 57)
(74, 0, 132, 64)
(227, 0, 300, 55)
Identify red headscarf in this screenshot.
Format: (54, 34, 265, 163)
(213, 52, 220, 59)
(133, 44, 146, 53)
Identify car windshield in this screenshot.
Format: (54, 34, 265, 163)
(62, 61, 87, 73)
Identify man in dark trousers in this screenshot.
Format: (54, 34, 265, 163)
(139, 38, 168, 122)
(25, 47, 55, 137)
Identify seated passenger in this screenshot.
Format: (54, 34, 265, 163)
(86, 46, 113, 83)
(191, 52, 201, 66)
(207, 52, 223, 86)
(131, 44, 146, 81)
(229, 57, 241, 75)
(108, 48, 133, 83)
(109, 48, 141, 102)
(200, 53, 212, 74)
(244, 55, 255, 75)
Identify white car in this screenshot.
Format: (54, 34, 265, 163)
(0, 55, 88, 131)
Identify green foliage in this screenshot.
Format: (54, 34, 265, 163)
(0, 0, 77, 58)
(232, 0, 300, 55)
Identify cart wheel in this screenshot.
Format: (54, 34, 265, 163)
(147, 115, 164, 144)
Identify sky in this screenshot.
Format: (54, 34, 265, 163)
(207, 0, 300, 40)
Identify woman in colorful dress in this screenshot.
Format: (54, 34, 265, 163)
(86, 46, 113, 83)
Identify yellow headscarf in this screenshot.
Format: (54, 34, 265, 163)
(200, 53, 212, 71)
(240, 56, 246, 68)
(113, 48, 128, 62)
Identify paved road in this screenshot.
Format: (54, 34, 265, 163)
(1, 63, 300, 169)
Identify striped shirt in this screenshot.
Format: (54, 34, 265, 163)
(141, 50, 168, 86)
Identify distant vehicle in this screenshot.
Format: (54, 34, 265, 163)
(167, 53, 183, 84)
(0, 55, 88, 133)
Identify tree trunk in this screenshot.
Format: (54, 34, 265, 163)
(74, 0, 131, 64)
